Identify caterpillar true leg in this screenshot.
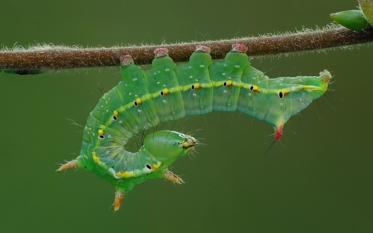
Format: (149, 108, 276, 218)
(164, 170, 184, 185)
(113, 190, 125, 212)
(57, 159, 79, 172)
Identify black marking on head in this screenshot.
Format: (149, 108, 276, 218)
(113, 115, 118, 120)
(99, 134, 105, 139)
(160, 91, 164, 96)
(250, 85, 254, 91)
(146, 164, 152, 170)
(223, 82, 227, 86)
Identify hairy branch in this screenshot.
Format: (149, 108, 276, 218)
(1, 26, 373, 71)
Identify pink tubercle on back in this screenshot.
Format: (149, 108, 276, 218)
(120, 55, 134, 66)
(195, 45, 211, 53)
(154, 48, 169, 58)
(232, 43, 248, 53)
(274, 125, 284, 141)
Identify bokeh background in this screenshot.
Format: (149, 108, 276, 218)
(1, 0, 372, 232)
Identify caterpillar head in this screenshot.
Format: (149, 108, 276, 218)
(144, 130, 197, 167)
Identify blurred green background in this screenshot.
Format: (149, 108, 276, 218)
(1, 0, 372, 232)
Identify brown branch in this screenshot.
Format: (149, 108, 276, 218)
(1, 26, 373, 71)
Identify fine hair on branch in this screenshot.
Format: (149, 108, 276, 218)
(0, 25, 373, 72)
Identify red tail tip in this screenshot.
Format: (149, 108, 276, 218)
(275, 125, 284, 141)
(154, 48, 169, 58)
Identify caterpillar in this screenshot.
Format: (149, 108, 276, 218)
(58, 44, 332, 211)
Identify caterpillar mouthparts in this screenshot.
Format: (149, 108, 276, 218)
(182, 136, 197, 149)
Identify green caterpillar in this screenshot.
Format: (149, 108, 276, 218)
(58, 44, 332, 211)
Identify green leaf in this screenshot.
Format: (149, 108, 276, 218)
(330, 10, 370, 31)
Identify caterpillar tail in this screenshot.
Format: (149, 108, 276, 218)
(273, 69, 332, 142)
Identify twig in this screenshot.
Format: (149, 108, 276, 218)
(0, 26, 373, 71)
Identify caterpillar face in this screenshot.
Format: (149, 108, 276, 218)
(58, 43, 332, 212)
(144, 130, 196, 168)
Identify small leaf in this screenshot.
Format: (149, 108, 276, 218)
(330, 10, 370, 31)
